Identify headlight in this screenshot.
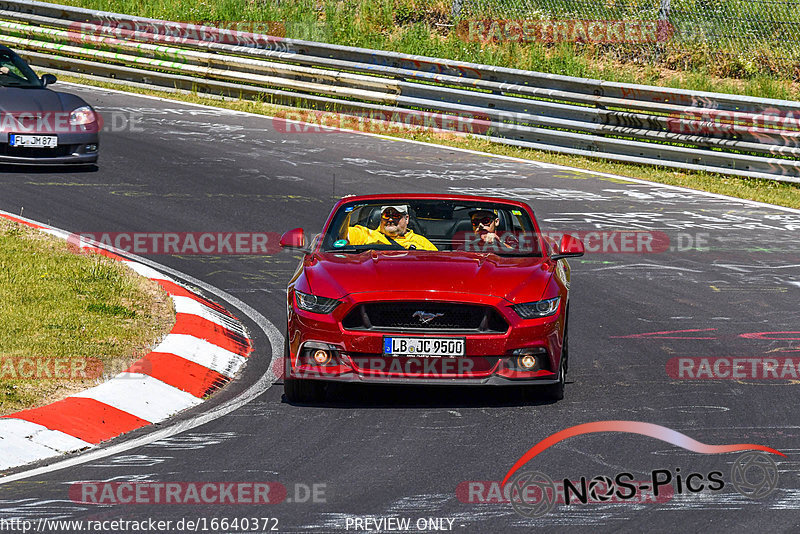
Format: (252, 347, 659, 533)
(295, 290, 341, 314)
(69, 106, 96, 126)
(511, 297, 560, 319)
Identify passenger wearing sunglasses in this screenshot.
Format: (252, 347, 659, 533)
(346, 205, 437, 251)
(469, 208, 516, 252)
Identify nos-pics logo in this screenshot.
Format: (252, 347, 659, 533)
(503, 421, 783, 518)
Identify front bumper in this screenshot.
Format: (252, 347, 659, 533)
(288, 364, 562, 386)
(286, 291, 564, 385)
(0, 132, 99, 165)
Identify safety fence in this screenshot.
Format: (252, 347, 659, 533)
(453, 0, 800, 65)
(1, 0, 799, 182)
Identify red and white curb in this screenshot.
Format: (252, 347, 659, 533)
(0, 213, 253, 471)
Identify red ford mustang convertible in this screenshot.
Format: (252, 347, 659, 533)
(279, 194, 584, 402)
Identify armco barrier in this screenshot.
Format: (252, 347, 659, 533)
(1, 0, 799, 182)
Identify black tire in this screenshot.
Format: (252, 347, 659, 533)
(284, 375, 326, 403)
(543, 319, 568, 400)
(524, 317, 568, 402)
(538, 362, 565, 401)
(283, 337, 326, 403)
(561, 316, 569, 377)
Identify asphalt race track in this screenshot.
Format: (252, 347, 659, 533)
(2, 84, 800, 533)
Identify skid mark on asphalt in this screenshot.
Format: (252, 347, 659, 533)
(712, 262, 800, 272)
(0, 498, 90, 521)
(84, 455, 171, 468)
(710, 285, 788, 292)
(447, 186, 610, 202)
(600, 188, 733, 205)
(541, 211, 800, 231)
(18, 182, 144, 188)
(94, 106, 237, 116)
(655, 489, 800, 511)
(589, 263, 703, 272)
(174, 256, 295, 265)
(224, 288, 288, 293)
(106, 190, 327, 203)
(364, 168, 503, 181)
(341, 158, 381, 166)
(551, 169, 634, 184)
(147, 431, 238, 451)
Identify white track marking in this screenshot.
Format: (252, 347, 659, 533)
(0, 420, 93, 470)
(153, 334, 247, 377)
(120, 260, 176, 281)
(171, 296, 247, 333)
(70, 373, 202, 423)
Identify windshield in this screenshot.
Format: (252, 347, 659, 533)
(0, 52, 43, 88)
(322, 200, 542, 256)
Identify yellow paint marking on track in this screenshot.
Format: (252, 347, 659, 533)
(710, 285, 787, 292)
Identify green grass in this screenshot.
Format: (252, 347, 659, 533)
(45, 0, 800, 100)
(50, 72, 800, 209)
(0, 218, 174, 414)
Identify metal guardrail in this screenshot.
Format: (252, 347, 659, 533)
(1, 0, 800, 182)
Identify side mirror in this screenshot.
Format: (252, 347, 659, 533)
(550, 234, 584, 260)
(280, 228, 306, 250)
(40, 74, 57, 87)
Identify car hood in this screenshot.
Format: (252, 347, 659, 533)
(303, 251, 553, 303)
(0, 87, 85, 114)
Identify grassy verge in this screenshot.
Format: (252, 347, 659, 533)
(0, 217, 175, 415)
(48, 0, 800, 100)
(54, 72, 800, 209)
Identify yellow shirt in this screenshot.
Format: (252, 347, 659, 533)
(347, 225, 437, 251)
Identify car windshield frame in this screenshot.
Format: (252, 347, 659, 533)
(320, 199, 543, 257)
(0, 52, 43, 88)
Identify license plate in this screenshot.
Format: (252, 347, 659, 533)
(383, 337, 465, 357)
(9, 134, 58, 148)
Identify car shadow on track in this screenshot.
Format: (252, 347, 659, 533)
(0, 164, 98, 174)
(281, 382, 574, 408)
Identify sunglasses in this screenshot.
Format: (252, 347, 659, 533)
(382, 211, 405, 221)
(471, 216, 495, 226)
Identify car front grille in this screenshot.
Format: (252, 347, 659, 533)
(342, 302, 508, 334)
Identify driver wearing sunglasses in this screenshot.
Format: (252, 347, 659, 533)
(346, 204, 437, 251)
(470, 208, 515, 251)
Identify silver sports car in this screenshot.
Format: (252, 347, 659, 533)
(0, 45, 99, 165)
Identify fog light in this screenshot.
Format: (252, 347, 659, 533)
(517, 354, 538, 370)
(85, 144, 98, 153)
(312, 349, 331, 365)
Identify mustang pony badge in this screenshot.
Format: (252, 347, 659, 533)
(413, 311, 445, 324)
